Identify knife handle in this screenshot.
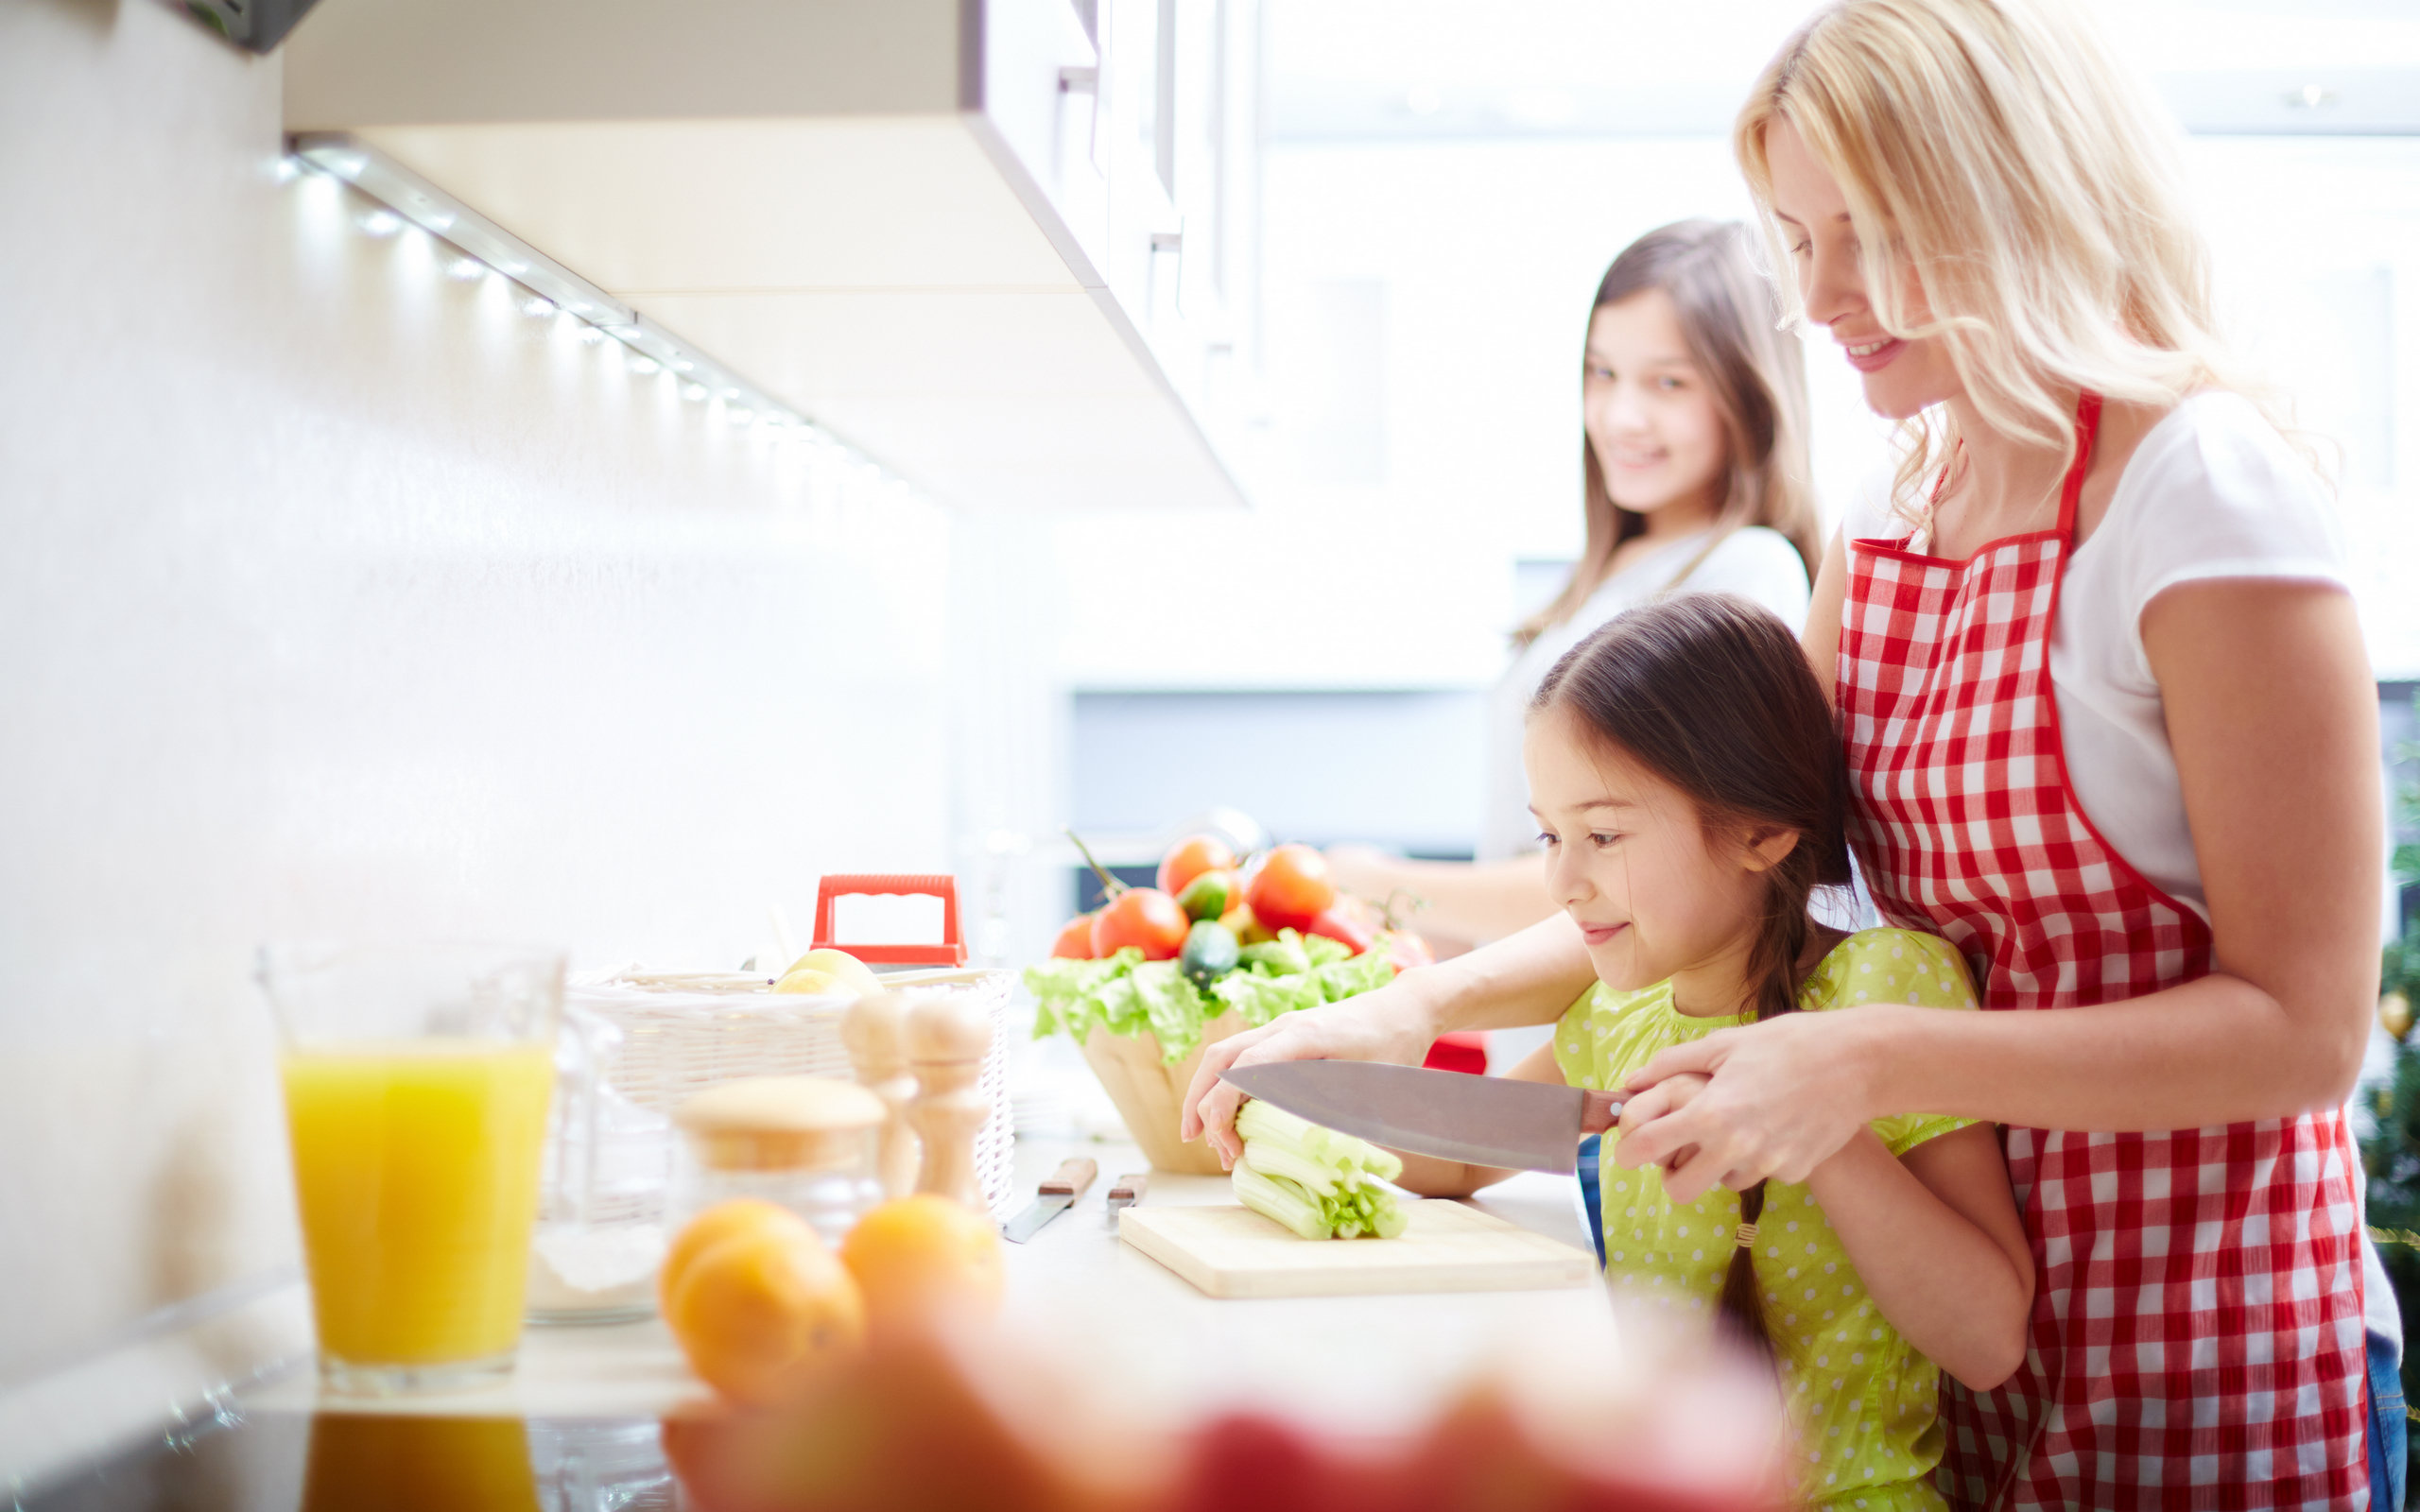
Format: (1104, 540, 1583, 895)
(1106, 1172, 1147, 1209)
(1039, 1157, 1098, 1197)
(1580, 1090, 1625, 1136)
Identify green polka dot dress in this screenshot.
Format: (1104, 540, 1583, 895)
(1552, 928, 1979, 1512)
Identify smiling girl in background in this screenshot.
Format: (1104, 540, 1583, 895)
(1388, 593, 2032, 1510)
(1326, 221, 1821, 954)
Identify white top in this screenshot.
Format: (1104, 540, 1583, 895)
(1480, 525, 1813, 861)
(1842, 390, 2349, 923)
(1843, 392, 2394, 1352)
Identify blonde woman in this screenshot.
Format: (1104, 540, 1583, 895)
(1327, 220, 1819, 952)
(1186, 2, 2394, 1503)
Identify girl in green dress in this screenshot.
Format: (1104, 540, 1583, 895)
(1390, 593, 2033, 1510)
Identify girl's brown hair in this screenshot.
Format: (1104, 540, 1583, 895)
(1530, 593, 1851, 1363)
(1517, 220, 1821, 650)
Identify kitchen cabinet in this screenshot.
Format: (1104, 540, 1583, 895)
(283, 0, 1261, 512)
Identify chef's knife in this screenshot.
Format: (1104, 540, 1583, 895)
(1002, 1157, 1098, 1243)
(1219, 1062, 1624, 1174)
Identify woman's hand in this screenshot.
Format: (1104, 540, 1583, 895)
(1611, 1008, 1893, 1204)
(1179, 981, 1442, 1166)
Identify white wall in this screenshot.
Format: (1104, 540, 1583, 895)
(0, 0, 1021, 1476)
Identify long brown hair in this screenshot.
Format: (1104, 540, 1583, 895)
(1517, 220, 1821, 649)
(1530, 593, 1851, 1362)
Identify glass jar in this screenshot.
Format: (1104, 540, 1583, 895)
(669, 1076, 887, 1246)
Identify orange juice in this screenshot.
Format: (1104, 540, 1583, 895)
(282, 1042, 554, 1368)
(301, 1415, 539, 1512)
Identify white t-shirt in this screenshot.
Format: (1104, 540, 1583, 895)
(1842, 390, 2348, 923)
(1843, 391, 2394, 1350)
(1480, 525, 1813, 862)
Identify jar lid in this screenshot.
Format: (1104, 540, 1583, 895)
(675, 1076, 885, 1173)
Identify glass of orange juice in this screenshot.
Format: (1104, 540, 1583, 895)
(260, 941, 562, 1394)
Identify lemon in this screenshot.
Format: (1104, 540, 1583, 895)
(773, 967, 856, 998)
(778, 948, 883, 997)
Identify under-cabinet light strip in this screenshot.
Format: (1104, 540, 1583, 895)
(286, 132, 837, 448)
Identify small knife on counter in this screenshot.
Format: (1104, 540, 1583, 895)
(1219, 1062, 1624, 1173)
(1002, 1157, 1098, 1243)
(1105, 1172, 1148, 1214)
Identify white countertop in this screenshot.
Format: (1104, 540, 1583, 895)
(244, 1138, 1619, 1428)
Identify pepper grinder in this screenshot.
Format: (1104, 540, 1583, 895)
(905, 991, 991, 1211)
(841, 990, 920, 1201)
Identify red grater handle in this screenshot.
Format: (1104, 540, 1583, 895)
(811, 874, 966, 967)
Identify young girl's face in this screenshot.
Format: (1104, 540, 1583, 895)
(1582, 290, 1728, 523)
(1765, 118, 1962, 421)
(1525, 703, 1778, 1007)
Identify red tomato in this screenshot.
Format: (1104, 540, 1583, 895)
(1304, 906, 1375, 955)
(1049, 914, 1098, 960)
(1376, 929, 1435, 970)
(1245, 844, 1336, 932)
(1157, 834, 1239, 899)
(1091, 888, 1190, 960)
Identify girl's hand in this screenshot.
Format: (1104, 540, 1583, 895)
(1613, 1007, 1893, 1204)
(1180, 981, 1441, 1167)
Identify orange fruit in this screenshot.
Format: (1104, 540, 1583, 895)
(838, 1194, 1005, 1333)
(658, 1198, 810, 1317)
(664, 1221, 865, 1405)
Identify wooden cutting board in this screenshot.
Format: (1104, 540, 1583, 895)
(1118, 1199, 1598, 1298)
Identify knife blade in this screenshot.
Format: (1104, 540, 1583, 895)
(1219, 1062, 1624, 1174)
(1002, 1157, 1098, 1243)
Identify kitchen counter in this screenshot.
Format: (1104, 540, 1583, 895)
(240, 1138, 1616, 1431)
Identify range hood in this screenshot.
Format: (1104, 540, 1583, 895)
(283, 0, 1258, 512)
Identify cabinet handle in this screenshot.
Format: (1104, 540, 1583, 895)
(1150, 225, 1184, 317)
(1059, 66, 1100, 169)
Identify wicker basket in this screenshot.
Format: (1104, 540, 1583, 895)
(569, 966, 1018, 1220)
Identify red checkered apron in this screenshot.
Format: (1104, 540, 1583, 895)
(1838, 393, 2369, 1509)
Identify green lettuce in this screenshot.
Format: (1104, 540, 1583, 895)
(1026, 928, 1397, 1064)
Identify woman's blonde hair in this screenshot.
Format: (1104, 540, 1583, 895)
(1517, 220, 1819, 648)
(1735, 0, 2281, 520)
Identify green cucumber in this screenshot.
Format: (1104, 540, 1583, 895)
(1179, 919, 1240, 986)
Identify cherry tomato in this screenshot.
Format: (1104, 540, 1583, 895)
(1304, 906, 1376, 955)
(1091, 888, 1190, 960)
(1245, 844, 1336, 933)
(1376, 929, 1435, 970)
(1157, 834, 1239, 899)
(1049, 913, 1098, 960)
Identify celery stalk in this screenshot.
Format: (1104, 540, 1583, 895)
(1232, 1154, 1332, 1241)
(1232, 1098, 1409, 1240)
(1236, 1098, 1406, 1183)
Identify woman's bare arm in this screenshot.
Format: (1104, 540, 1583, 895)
(1182, 912, 1600, 1164)
(1617, 579, 2380, 1200)
(1389, 1042, 1565, 1197)
(1323, 847, 1556, 947)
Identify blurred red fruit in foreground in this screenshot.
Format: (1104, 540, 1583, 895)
(664, 1320, 1785, 1512)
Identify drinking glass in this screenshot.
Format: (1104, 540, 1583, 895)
(260, 941, 563, 1394)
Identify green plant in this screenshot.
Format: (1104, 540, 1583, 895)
(2362, 690, 2420, 1478)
